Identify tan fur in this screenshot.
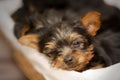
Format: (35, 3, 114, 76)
(52, 45, 94, 71)
(18, 34, 39, 50)
(21, 25, 30, 36)
(81, 11, 101, 36)
(68, 32, 82, 43)
(45, 41, 56, 49)
(52, 56, 67, 69)
(90, 64, 104, 69)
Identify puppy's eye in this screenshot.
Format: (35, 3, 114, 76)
(45, 49, 56, 57)
(72, 40, 81, 48)
(51, 50, 57, 54)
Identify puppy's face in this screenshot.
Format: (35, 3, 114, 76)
(40, 22, 94, 71)
(18, 11, 101, 71)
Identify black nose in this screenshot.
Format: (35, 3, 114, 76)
(64, 56, 73, 64)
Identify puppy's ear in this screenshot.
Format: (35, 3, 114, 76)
(81, 11, 101, 36)
(18, 34, 39, 50)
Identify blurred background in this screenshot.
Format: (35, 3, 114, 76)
(0, 33, 27, 80)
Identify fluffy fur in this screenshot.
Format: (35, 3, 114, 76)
(12, 0, 120, 71)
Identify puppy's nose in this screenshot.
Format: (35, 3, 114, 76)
(64, 56, 73, 64)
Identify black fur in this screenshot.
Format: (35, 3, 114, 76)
(13, 0, 120, 70)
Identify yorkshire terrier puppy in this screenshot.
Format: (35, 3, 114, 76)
(13, 9, 103, 71)
(12, 0, 120, 71)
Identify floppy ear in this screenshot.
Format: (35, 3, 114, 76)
(18, 34, 39, 50)
(81, 11, 101, 36)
